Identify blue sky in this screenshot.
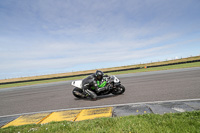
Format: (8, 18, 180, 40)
(0, 0, 200, 79)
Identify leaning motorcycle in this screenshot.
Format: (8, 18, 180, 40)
(71, 75, 125, 99)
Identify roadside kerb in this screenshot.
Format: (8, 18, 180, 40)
(1, 107, 113, 128)
(1, 99, 200, 128)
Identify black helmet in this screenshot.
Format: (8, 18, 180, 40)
(96, 70, 104, 81)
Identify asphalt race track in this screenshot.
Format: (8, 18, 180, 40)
(0, 67, 200, 116)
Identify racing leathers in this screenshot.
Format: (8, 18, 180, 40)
(82, 73, 108, 99)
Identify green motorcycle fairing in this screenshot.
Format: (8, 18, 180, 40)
(91, 80, 107, 90)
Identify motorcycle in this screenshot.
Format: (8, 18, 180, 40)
(71, 75, 125, 99)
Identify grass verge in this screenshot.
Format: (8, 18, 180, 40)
(0, 62, 200, 89)
(1, 111, 200, 133)
(0, 76, 87, 89)
(106, 61, 200, 75)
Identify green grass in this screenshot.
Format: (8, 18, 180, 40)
(1, 111, 200, 133)
(1, 62, 200, 89)
(0, 76, 87, 89)
(107, 61, 200, 75)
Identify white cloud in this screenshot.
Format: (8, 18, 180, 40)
(0, 33, 177, 74)
(0, 0, 200, 79)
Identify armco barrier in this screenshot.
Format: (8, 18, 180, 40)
(0, 73, 92, 85)
(147, 59, 200, 68)
(0, 67, 142, 85)
(0, 59, 200, 85)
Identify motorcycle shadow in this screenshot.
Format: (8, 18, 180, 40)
(74, 94, 122, 101)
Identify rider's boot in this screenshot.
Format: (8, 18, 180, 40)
(85, 89, 97, 100)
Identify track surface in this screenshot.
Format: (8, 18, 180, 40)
(0, 67, 200, 116)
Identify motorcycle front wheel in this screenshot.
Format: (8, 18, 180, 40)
(111, 84, 125, 95)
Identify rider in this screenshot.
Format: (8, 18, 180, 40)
(82, 70, 108, 100)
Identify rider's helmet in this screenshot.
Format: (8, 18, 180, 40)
(95, 70, 104, 81)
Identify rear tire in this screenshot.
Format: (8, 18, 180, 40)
(72, 87, 84, 98)
(112, 84, 125, 95)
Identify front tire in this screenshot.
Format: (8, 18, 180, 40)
(111, 84, 125, 95)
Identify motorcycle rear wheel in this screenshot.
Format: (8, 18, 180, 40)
(72, 87, 84, 98)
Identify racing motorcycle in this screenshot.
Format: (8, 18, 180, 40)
(71, 75, 125, 99)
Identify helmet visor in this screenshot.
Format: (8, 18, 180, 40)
(97, 75, 103, 81)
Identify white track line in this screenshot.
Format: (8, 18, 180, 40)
(0, 98, 200, 118)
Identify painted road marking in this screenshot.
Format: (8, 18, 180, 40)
(172, 107, 185, 112)
(75, 107, 113, 121)
(2, 113, 50, 128)
(41, 110, 81, 124)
